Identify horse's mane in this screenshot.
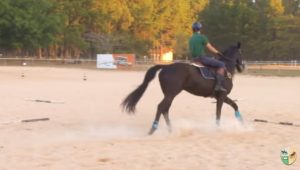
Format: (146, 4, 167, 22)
(218, 45, 240, 74)
(220, 45, 237, 61)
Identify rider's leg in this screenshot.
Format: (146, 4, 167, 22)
(192, 57, 203, 65)
(215, 67, 227, 92)
(217, 67, 225, 75)
(198, 56, 227, 92)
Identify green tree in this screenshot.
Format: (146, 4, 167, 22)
(201, 0, 259, 57)
(0, 0, 62, 57)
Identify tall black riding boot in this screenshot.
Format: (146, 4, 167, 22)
(215, 74, 227, 92)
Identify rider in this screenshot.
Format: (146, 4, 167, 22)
(189, 22, 227, 92)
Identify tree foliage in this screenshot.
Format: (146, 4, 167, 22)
(0, 0, 62, 55)
(0, 0, 299, 60)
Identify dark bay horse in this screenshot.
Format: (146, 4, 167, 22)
(122, 42, 245, 135)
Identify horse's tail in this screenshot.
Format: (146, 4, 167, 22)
(122, 65, 165, 114)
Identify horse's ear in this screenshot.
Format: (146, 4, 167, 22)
(237, 42, 241, 48)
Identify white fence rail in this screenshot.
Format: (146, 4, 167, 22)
(245, 60, 299, 66)
(0, 58, 299, 69)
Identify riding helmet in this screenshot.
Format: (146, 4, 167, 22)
(192, 22, 202, 31)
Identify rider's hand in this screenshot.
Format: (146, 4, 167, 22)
(216, 52, 224, 58)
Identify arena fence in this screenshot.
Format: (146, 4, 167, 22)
(245, 60, 300, 70)
(0, 58, 299, 71)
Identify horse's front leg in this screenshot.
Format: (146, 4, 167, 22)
(215, 93, 226, 126)
(224, 96, 243, 124)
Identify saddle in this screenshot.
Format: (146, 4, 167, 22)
(191, 62, 231, 79)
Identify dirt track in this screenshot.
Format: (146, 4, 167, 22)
(0, 66, 299, 170)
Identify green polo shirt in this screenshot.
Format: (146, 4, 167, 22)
(189, 32, 208, 58)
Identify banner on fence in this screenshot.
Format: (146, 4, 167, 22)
(112, 54, 135, 67)
(96, 54, 117, 69)
(96, 54, 135, 69)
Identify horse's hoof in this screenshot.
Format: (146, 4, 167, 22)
(234, 111, 244, 124)
(238, 117, 244, 125)
(235, 111, 242, 119)
(216, 120, 220, 126)
(148, 128, 156, 135)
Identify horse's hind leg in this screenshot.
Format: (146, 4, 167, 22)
(148, 95, 174, 135)
(148, 108, 162, 135)
(224, 96, 243, 123)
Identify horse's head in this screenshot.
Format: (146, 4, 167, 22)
(220, 42, 245, 75)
